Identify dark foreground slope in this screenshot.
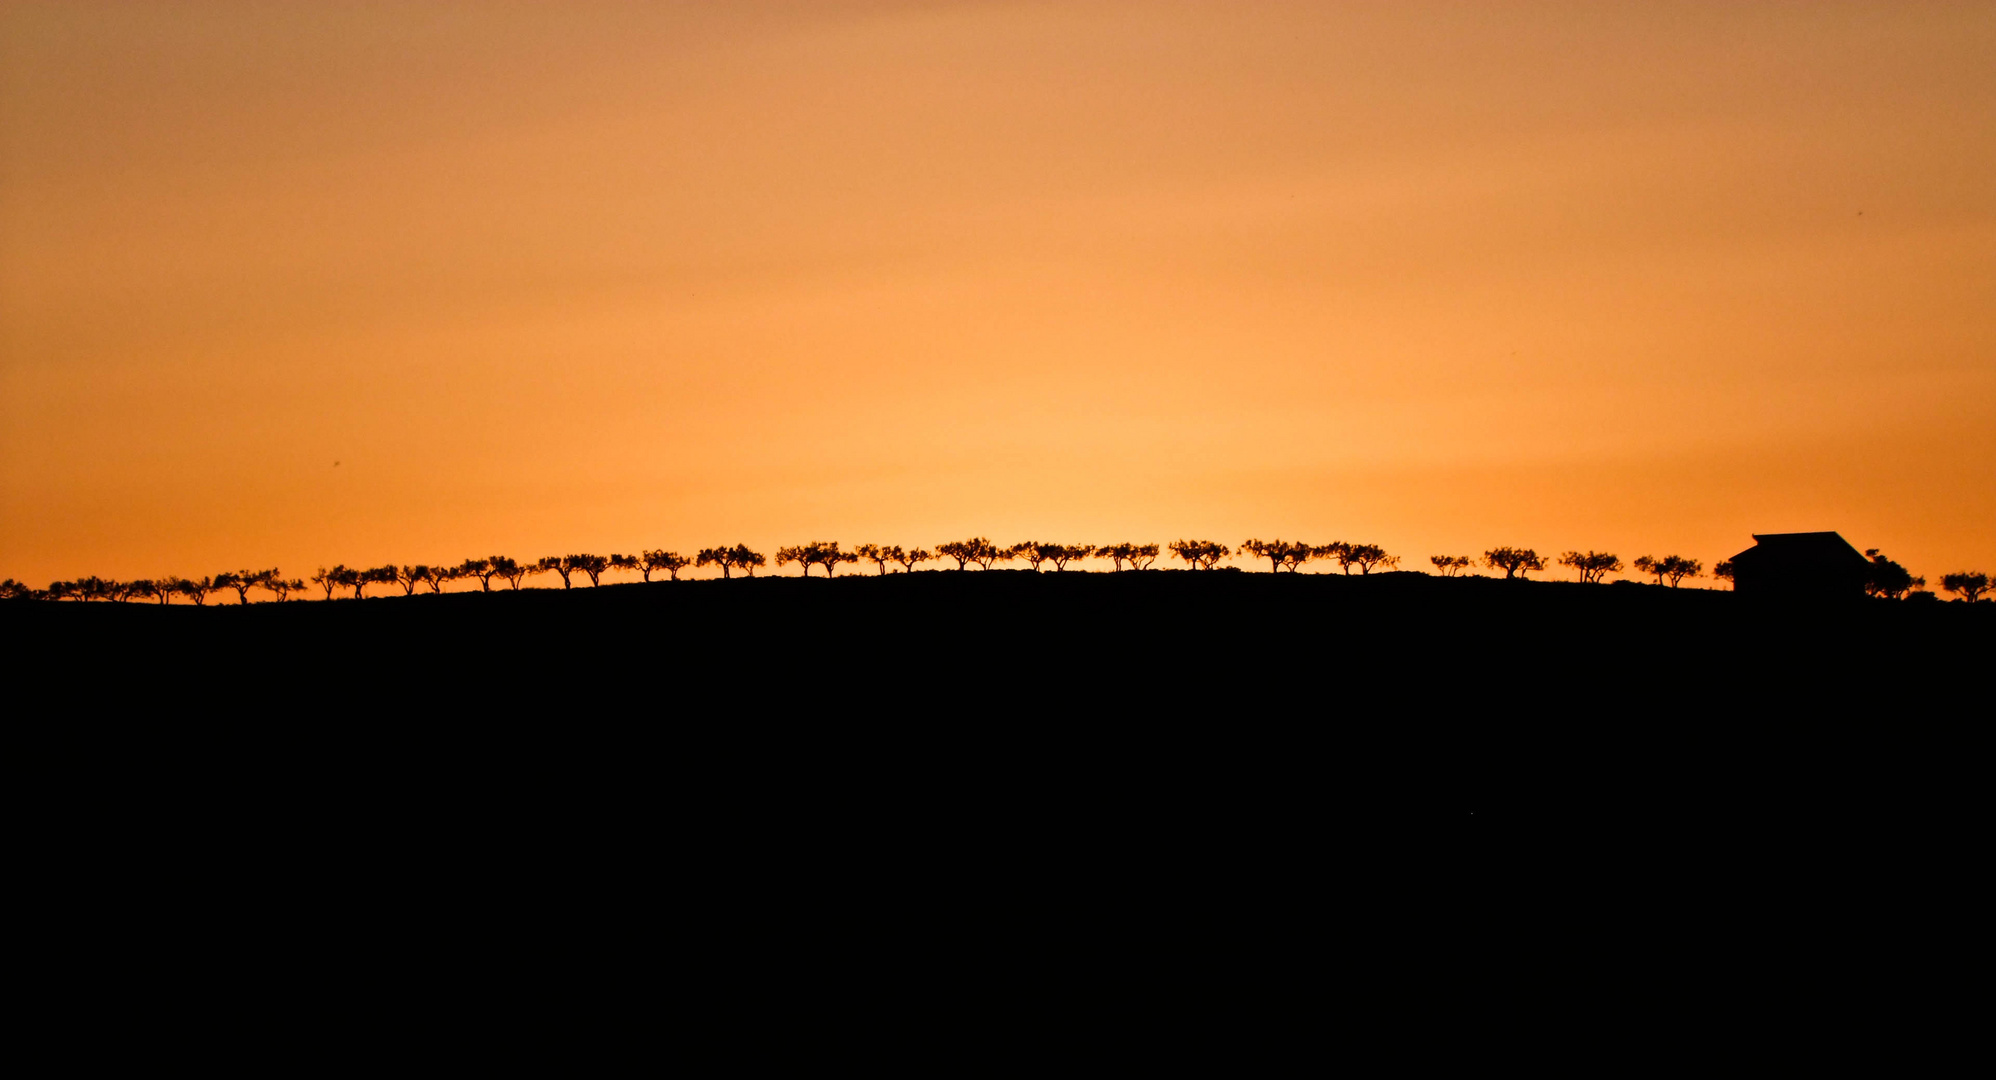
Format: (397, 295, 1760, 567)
(11, 568, 1983, 756)
(7, 572, 1985, 929)
(8, 569, 1984, 830)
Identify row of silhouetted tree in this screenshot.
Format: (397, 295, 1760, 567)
(4, 537, 1987, 604)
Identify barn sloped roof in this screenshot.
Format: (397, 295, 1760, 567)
(1730, 531, 1870, 567)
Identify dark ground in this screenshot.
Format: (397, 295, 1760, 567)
(10, 569, 1984, 802)
(7, 570, 1983, 1005)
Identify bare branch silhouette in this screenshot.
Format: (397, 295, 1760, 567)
(1429, 555, 1474, 577)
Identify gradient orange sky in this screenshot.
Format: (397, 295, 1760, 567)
(4, 1, 1992, 585)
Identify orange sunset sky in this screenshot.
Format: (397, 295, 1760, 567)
(3, 1, 1992, 585)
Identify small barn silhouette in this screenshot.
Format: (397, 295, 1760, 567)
(1728, 532, 1870, 600)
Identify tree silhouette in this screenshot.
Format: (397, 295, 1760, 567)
(971, 540, 1010, 570)
(174, 576, 215, 606)
(1712, 560, 1736, 589)
(1050, 544, 1093, 571)
(1243, 539, 1318, 572)
(570, 554, 611, 586)
(260, 571, 305, 602)
(1129, 543, 1160, 570)
(536, 556, 579, 589)
(1941, 572, 1990, 602)
(492, 556, 530, 590)
(1429, 555, 1474, 577)
(1012, 542, 1054, 571)
(311, 568, 338, 600)
(213, 571, 248, 603)
(1097, 543, 1135, 571)
(76, 576, 119, 601)
(640, 550, 691, 581)
(728, 545, 765, 577)
(937, 539, 989, 570)
(326, 566, 356, 597)
(328, 565, 393, 599)
(1634, 555, 1702, 588)
(1241, 539, 1287, 572)
(892, 546, 934, 573)
(394, 566, 428, 596)
(1861, 549, 1920, 599)
(458, 558, 497, 592)
(776, 545, 811, 576)
(696, 548, 733, 579)
(810, 541, 858, 577)
(1334, 543, 1398, 574)
(1558, 551, 1622, 584)
(855, 544, 895, 575)
(1168, 540, 1230, 570)
(1483, 547, 1545, 579)
(608, 553, 641, 581)
(417, 565, 455, 593)
(1663, 557, 1703, 588)
(0, 579, 36, 599)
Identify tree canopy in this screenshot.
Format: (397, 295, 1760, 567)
(1861, 549, 1921, 599)
(1941, 571, 1989, 602)
(1558, 551, 1622, 584)
(1483, 547, 1545, 579)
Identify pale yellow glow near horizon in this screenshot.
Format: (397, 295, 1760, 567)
(2, 1, 1992, 586)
